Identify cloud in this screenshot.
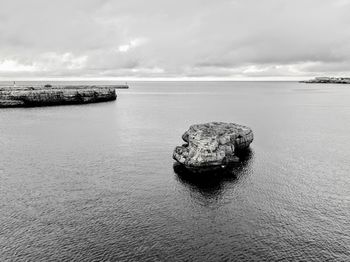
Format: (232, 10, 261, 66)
(0, 60, 38, 72)
(0, 0, 349, 79)
(118, 38, 148, 53)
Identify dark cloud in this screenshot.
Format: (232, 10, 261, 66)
(0, 0, 350, 79)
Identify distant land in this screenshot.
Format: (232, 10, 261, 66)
(300, 77, 350, 84)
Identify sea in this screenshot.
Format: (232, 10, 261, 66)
(0, 81, 349, 261)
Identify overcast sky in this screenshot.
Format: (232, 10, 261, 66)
(0, 0, 350, 80)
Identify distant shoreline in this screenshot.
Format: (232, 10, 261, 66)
(300, 77, 350, 84)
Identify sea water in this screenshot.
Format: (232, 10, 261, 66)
(0, 81, 349, 261)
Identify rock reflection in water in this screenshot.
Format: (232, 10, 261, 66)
(173, 149, 254, 201)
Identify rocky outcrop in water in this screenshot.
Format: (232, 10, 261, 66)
(0, 86, 119, 107)
(173, 122, 253, 172)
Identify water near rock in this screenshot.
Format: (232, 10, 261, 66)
(173, 122, 253, 172)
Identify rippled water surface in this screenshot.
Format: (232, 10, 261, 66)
(0, 81, 349, 261)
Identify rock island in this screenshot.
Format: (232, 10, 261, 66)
(173, 122, 254, 172)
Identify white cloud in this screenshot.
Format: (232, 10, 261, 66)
(118, 38, 148, 53)
(118, 45, 131, 53)
(39, 52, 88, 70)
(131, 67, 164, 74)
(0, 60, 38, 72)
(0, 52, 88, 78)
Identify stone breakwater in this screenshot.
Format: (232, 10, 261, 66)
(0, 86, 119, 107)
(173, 122, 254, 172)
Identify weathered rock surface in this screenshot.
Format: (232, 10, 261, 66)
(0, 86, 118, 107)
(173, 122, 253, 171)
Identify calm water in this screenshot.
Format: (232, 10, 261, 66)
(0, 81, 349, 261)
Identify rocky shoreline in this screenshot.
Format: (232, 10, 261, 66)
(0, 85, 124, 108)
(300, 77, 350, 84)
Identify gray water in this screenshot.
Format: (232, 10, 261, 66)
(0, 81, 349, 261)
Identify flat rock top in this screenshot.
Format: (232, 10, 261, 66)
(182, 122, 253, 152)
(0, 85, 128, 91)
(184, 122, 252, 143)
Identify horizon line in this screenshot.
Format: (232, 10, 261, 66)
(0, 76, 313, 82)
